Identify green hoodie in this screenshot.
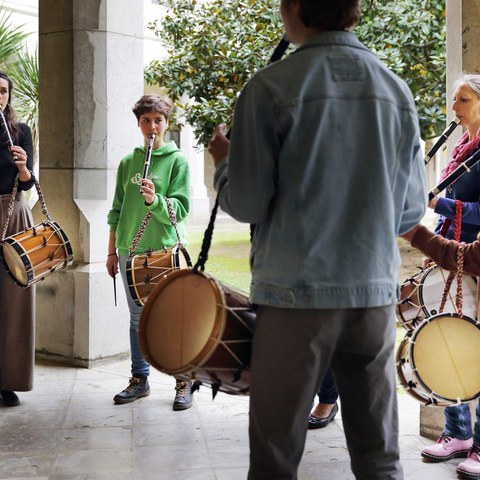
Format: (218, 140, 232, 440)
(107, 141, 190, 255)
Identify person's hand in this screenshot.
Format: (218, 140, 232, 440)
(9, 146, 29, 172)
(140, 178, 156, 205)
(428, 196, 439, 210)
(208, 123, 230, 167)
(106, 253, 118, 278)
(421, 256, 434, 270)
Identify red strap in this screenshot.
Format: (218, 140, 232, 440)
(453, 199, 462, 241)
(439, 218, 451, 237)
(439, 200, 464, 315)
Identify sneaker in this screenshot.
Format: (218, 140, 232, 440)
(421, 433, 473, 462)
(457, 444, 480, 479)
(173, 379, 193, 411)
(113, 376, 150, 404)
(0, 390, 19, 407)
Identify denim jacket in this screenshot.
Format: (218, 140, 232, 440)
(214, 31, 427, 309)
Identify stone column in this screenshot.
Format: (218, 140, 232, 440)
(180, 123, 210, 220)
(36, 0, 144, 366)
(419, 0, 480, 438)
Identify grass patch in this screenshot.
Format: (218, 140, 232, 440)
(186, 227, 252, 293)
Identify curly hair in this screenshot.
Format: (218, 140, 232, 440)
(132, 95, 174, 122)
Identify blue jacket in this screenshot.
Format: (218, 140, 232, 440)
(214, 31, 427, 309)
(434, 161, 480, 243)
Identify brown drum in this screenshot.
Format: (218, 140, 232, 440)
(1, 220, 73, 287)
(396, 265, 477, 330)
(138, 268, 256, 395)
(396, 313, 480, 406)
(126, 246, 192, 307)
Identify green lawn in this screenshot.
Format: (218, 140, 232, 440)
(186, 227, 252, 294)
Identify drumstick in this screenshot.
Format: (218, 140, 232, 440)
(113, 274, 117, 306)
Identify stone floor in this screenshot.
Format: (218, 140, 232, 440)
(0, 359, 468, 480)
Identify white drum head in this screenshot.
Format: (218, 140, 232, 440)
(2, 242, 28, 285)
(420, 266, 477, 320)
(412, 314, 480, 402)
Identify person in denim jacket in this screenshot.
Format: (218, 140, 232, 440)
(208, 0, 426, 478)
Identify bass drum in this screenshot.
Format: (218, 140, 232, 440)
(396, 265, 477, 330)
(138, 268, 256, 395)
(396, 313, 480, 405)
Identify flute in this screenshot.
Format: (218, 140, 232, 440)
(424, 118, 460, 165)
(140, 134, 155, 193)
(0, 107, 18, 164)
(429, 146, 480, 200)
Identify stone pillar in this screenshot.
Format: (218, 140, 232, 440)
(419, 0, 480, 438)
(180, 123, 210, 220)
(36, 0, 144, 366)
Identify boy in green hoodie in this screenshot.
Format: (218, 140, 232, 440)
(106, 94, 192, 410)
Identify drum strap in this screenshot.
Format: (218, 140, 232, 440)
(128, 196, 183, 257)
(1, 172, 51, 243)
(439, 218, 452, 237)
(439, 200, 465, 316)
(193, 195, 219, 271)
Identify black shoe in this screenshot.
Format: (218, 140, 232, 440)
(113, 376, 150, 404)
(1, 390, 20, 407)
(173, 379, 193, 411)
(308, 402, 338, 429)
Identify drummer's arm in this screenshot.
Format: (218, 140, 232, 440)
(403, 224, 480, 276)
(106, 230, 118, 278)
(400, 225, 422, 243)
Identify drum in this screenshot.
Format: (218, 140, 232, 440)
(126, 245, 192, 307)
(396, 265, 477, 330)
(138, 268, 256, 395)
(396, 313, 480, 405)
(1, 220, 73, 287)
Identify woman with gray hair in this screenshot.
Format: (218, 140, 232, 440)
(421, 74, 480, 479)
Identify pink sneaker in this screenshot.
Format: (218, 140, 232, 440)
(421, 434, 473, 462)
(457, 445, 480, 479)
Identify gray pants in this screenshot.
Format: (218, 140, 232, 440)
(247, 305, 403, 480)
(0, 192, 35, 391)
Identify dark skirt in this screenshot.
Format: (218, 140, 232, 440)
(0, 191, 35, 391)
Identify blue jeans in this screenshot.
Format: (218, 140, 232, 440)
(316, 367, 338, 404)
(119, 255, 150, 377)
(444, 401, 480, 446)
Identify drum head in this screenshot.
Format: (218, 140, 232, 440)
(139, 269, 225, 375)
(412, 314, 480, 402)
(420, 266, 477, 320)
(2, 241, 28, 286)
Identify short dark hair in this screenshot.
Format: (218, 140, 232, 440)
(132, 94, 174, 121)
(288, 0, 360, 31)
